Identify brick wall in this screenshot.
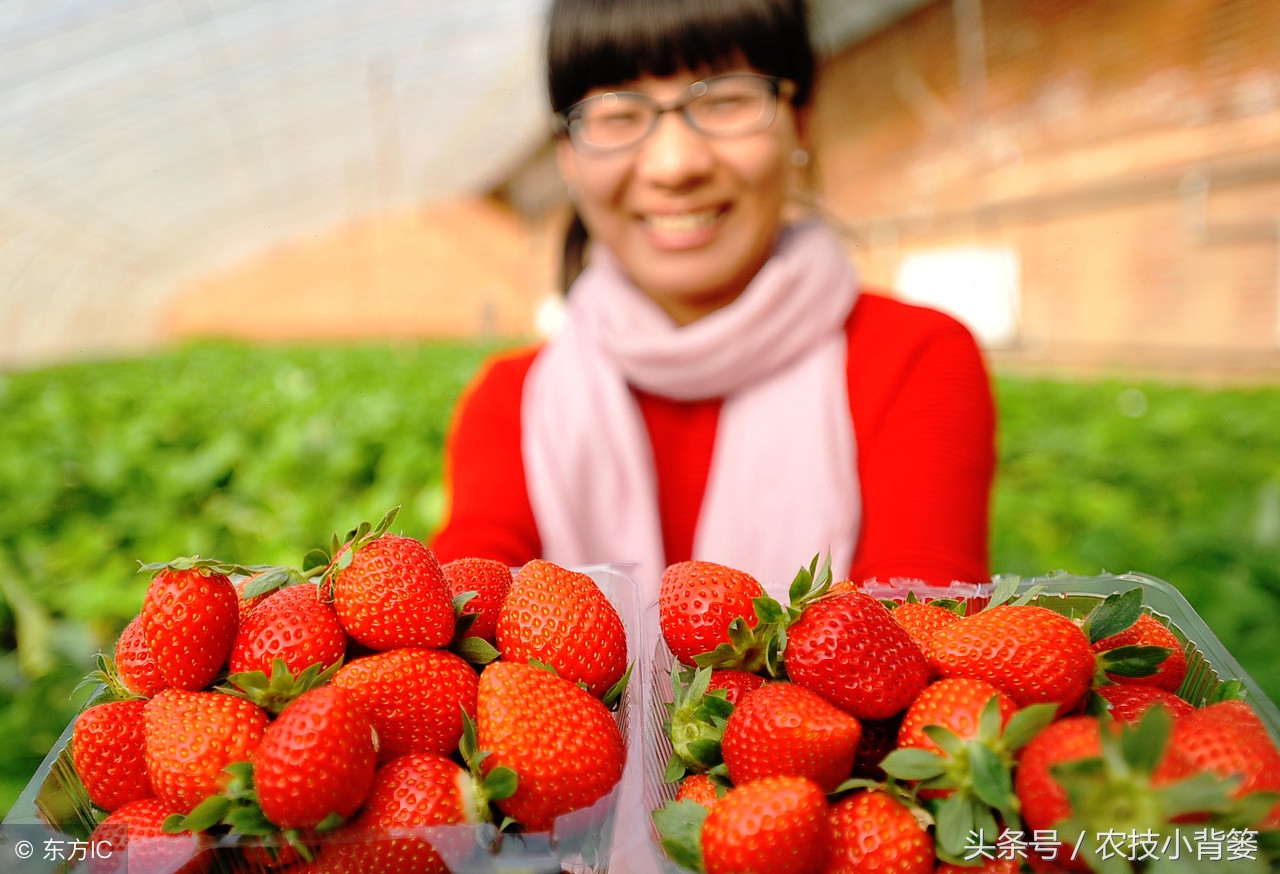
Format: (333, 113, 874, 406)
(812, 0, 1280, 378)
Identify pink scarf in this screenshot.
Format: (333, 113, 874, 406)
(522, 219, 861, 605)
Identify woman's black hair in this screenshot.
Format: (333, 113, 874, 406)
(547, 0, 817, 290)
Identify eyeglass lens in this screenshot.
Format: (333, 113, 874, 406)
(565, 75, 780, 153)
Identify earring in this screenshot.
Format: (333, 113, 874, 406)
(791, 148, 810, 168)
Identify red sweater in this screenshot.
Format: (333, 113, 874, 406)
(431, 292, 995, 586)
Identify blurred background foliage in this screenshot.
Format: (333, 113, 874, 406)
(2, 341, 1280, 816)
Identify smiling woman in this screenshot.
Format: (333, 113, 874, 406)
(432, 0, 997, 616)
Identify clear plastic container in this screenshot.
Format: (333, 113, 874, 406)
(0, 564, 642, 874)
(643, 571, 1280, 874)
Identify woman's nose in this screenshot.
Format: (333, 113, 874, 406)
(633, 111, 715, 189)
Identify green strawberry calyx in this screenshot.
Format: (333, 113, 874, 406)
(308, 505, 402, 585)
(880, 697, 1059, 863)
(1045, 707, 1278, 873)
(457, 710, 518, 828)
(663, 666, 733, 782)
(651, 798, 710, 874)
(690, 553, 835, 678)
(218, 658, 344, 716)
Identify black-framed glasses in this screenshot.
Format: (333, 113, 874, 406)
(556, 73, 794, 156)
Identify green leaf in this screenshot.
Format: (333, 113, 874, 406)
(652, 799, 708, 873)
(880, 747, 949, 781)
(921, 724, 966, 758)
(452, 635, 500, 666)
(1083, 588, 1145, 643)
(933, 792, 978, 857)
(1122, 705, 1172, 773)
(967, 743, 1015, 812)
(482, 766, 518, 802)
(1000, 703, 1059, 751)
(178, 794, 234, 833)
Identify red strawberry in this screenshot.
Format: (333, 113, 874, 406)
(306, 753, 480, 874)
(88, 797, 211, 874)
(674, 773, 724, 809)
(659, 560, 766, 666)
(888, 599, 963, 650)
(882, 676, 1049, 863)
(475, 661, 625, 831)
(332, 647, 479, 761)
(1096, 683, 1194, 725)
(229, 583, 348, 678)
(1014, 714, 1104, 872)
(141, 560, 240, 690)
(825, 789, 934, 874)
(925, 603, 1096, 716)
(443, 556, 513, 644)
(330, 531, 454, 651)
(1091, 612, 1188, 692)
(254, 685, 378, 830)
(784, 591, 930, 720)
(896, 677, 1019, 757)
(700, 776, 831, 874)
(720, 681, 861, 792)
(707, 668, 767, 706)
(144, 688, 269, 814)
(496, 559, 627, 698)
(114, 614, 166, 697)
(1152, 699, 1280, 828)
(72, 699, 153, 812)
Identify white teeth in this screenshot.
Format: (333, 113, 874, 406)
(643, 210, 718, 232)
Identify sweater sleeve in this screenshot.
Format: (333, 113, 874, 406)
(846, 294, 996, 586)
(429, 348, 543, 566)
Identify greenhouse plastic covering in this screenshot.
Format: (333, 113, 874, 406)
(0, 0, 926, 370)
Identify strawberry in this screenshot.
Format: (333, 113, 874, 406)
(675, 773, 725, 810)
(475, 660, 625, 831)
(784, 590, 930, 720)
(254, 685, 378, 830)
(659, 561, 768, 667)
(306, 753, 482, 874)
(144, 687, 269, 814)
(719, 681, 861, 792)
(443, 556, 512, 644)
(1091, 611, 1188, 692)
(888, 598, 963, 651)
(1095, 683, 1194, 725)
(825, 788, 934, 874)
(883, 678, 1053, 862)
(707, 668, 767, 706)
(229, 582, 348, 678)
(896, 677, 1019, 758)
(332, 647, 479, 761)
(326, 511, 455, 651)
(924, 603, 1096, 716)
(88, 797, 212, 874)
(114, 614, 167, 697)
(1013, 714, 1104, 872)
(1151, 699, 1280, 828)
(72, 699, 153, 812)
(140, 559, 240, 690)
(496, 559, 627, 698)
(700, 776, 831, 874)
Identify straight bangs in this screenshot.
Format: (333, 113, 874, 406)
(546, 0, 814, 113)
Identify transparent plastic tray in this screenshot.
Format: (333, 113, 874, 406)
(642, 571, 1280, 874)
(1, 564, 642, 874)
